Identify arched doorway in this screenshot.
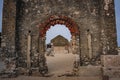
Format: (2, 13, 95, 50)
(38, 15, 80, 75)
(39, 15, 80, 53)
(45, 24, 74, 75)
(45, 24, 72, 54)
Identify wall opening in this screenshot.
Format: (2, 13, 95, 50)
(45, 24, 76, 75)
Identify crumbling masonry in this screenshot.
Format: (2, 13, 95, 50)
(1, 0, 119, 77)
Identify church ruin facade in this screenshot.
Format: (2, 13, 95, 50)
(1, 0, 118, 77)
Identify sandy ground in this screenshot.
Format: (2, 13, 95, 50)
(46, 52, 75, 76)
(0, 76, 103, 80)
(0, 50, 120, 80)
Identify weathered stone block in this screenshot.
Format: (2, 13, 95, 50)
(103, 67, 120, 77)
(78, 66, 102, 77)
(101, 55, 120, 77)
(101, 55, 120, 67)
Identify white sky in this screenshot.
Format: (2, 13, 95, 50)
(45, 24, 71, 44)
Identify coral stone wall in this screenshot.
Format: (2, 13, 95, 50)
(2, 0, 16, 57)
(2, 0, 117, 64)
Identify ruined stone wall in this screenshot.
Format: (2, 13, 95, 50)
(51, 35, 69, 46)
(78, 0, 102, 57)
(2, 0, 117, 61)
(16, 0, 40, 59)
(2, 0, 16, 57)
(15, 0, 102, 58)
(100, 0, 117, 55)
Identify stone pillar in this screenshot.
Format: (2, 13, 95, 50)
(43, 37, 46, 53)
(2, 0, 16, 57)
(100, 0, 117, 55)
(27, 31, 31, 69)
(87, 30, 92, 59)
(71, 35, 76, 54)
(41, 37, 44, 54)
(38, 36, 45, 55)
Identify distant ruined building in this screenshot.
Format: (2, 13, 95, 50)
(1, 0, 120, 77)
(51, 35, 70, 54)
(51, 35, 69, 46)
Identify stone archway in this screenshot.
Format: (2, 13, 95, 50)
(39, 15, 79, 37)
(38, 15, 81, 74)
(38, 15, 80, 55)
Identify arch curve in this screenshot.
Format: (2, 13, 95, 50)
(39, 15, 79, 37)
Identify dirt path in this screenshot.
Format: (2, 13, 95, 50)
(46, 52, 75, 76)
